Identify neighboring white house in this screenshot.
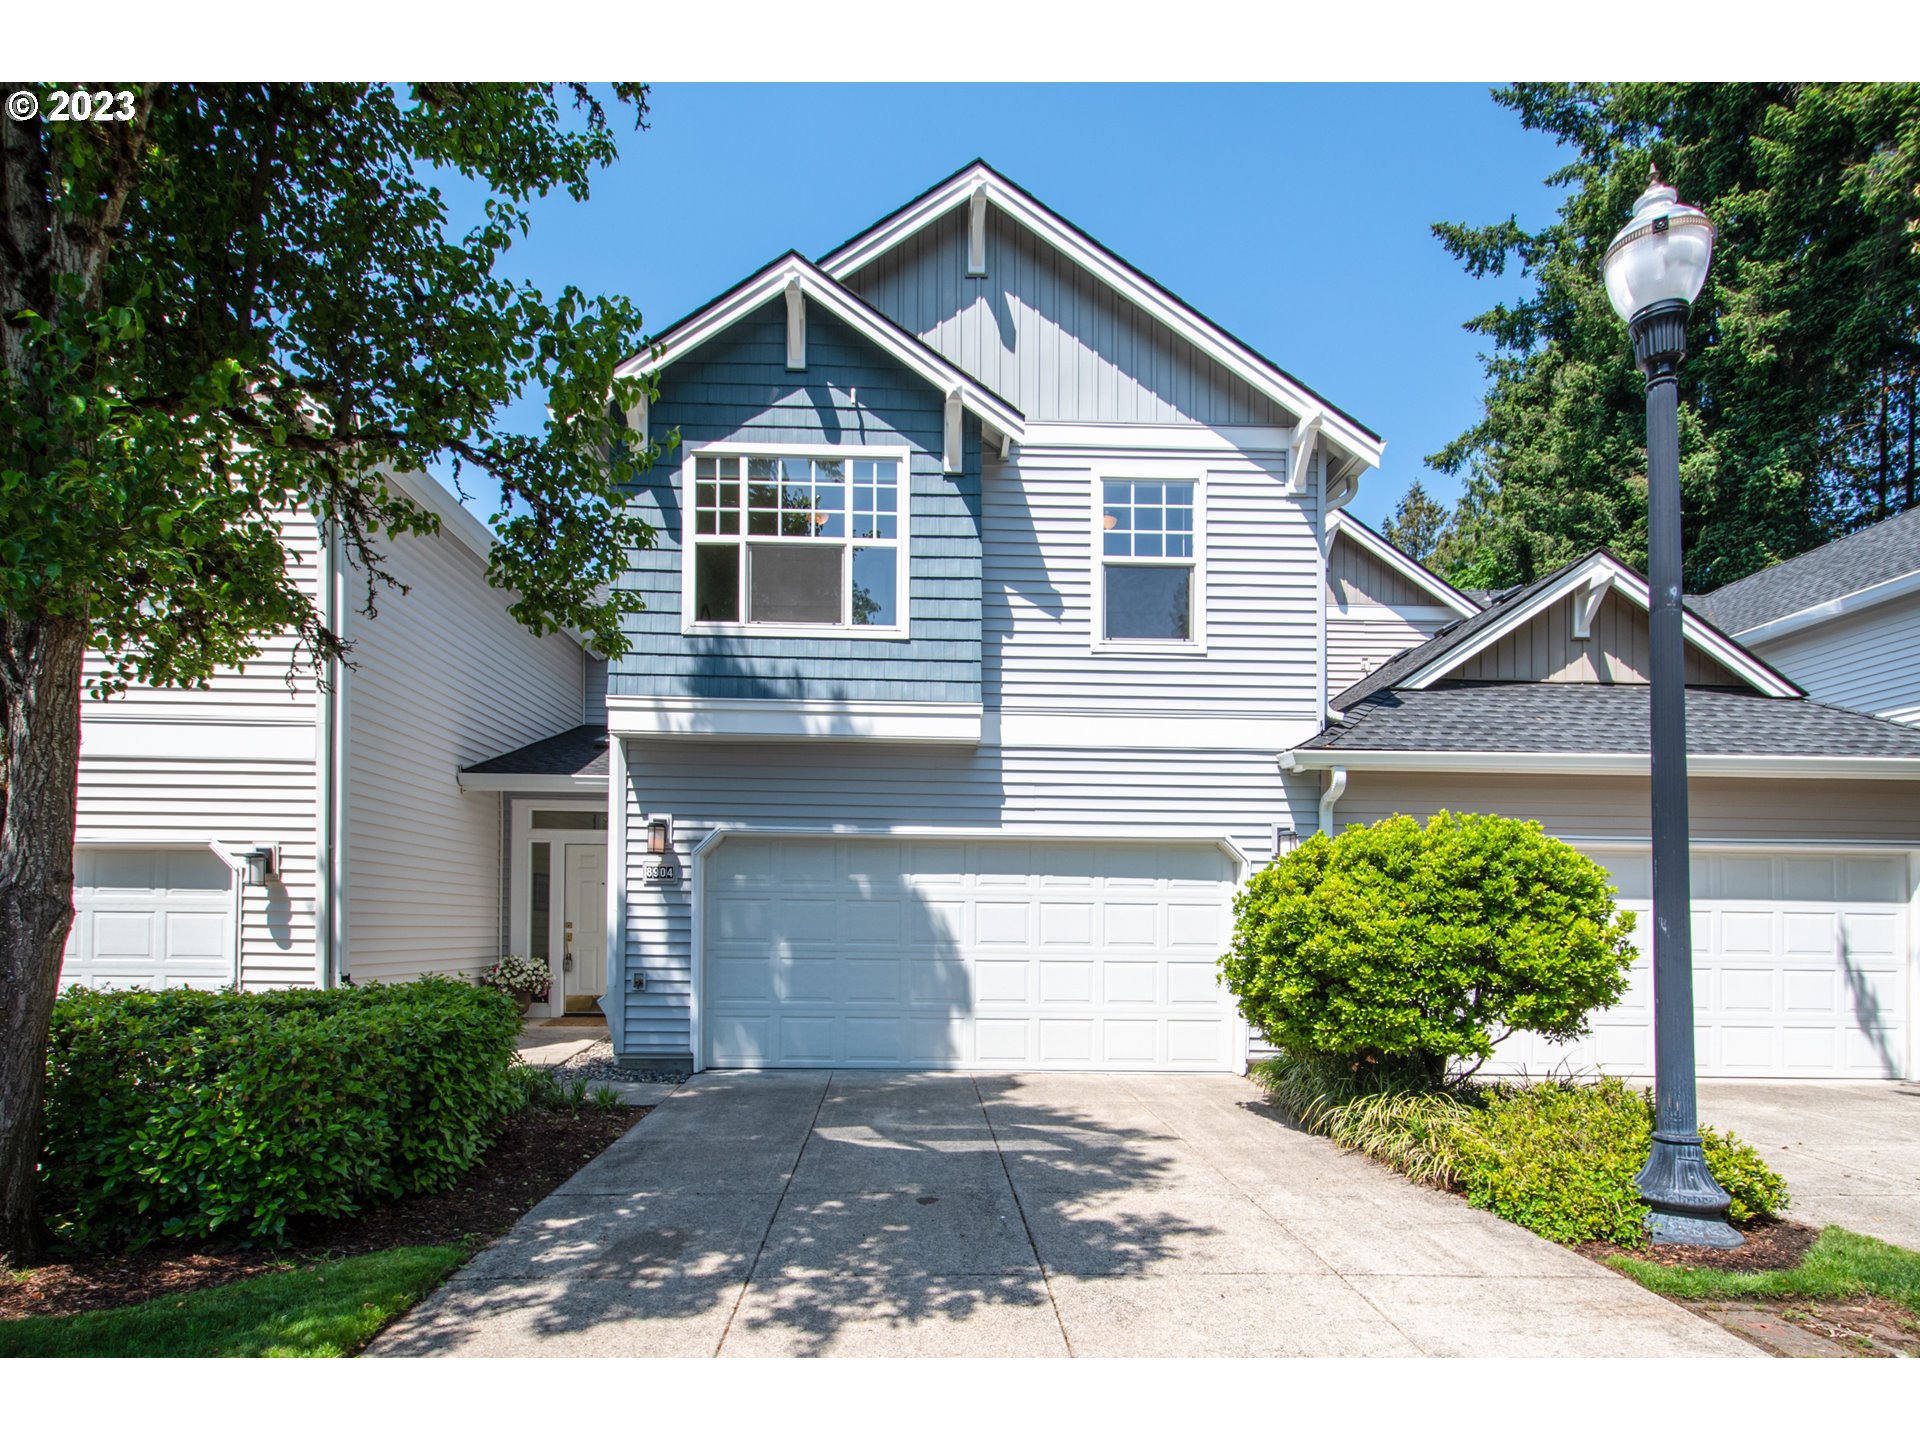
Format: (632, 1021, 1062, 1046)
(452, 162, 1920, 1082)
(65, 469, 600, 997)
(1692, 504, 1920, 728)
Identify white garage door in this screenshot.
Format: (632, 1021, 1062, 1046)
(62, 847, 236, 991)
(1496, 848, 1910, 1079)
(702, 836, 1241, 1070)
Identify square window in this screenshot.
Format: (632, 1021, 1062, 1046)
(749, 544, 842, 624)
(1105, 565, 1191, 641)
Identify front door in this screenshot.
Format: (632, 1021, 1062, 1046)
(563, 843, 608, 1013)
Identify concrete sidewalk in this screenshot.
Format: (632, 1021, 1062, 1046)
(1701, 1080, 1920, 1251)
(369, 1071, 1756, 1359)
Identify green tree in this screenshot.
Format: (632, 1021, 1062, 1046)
(0, 83, 657, 1258)
(1381, 479, 1450, 564)
(1430, 83, 1920, 591)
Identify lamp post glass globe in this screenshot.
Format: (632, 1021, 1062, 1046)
(1603, 170, 1715, 324)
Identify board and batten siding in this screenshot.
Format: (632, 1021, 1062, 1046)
(1323, 530, 1460, 693)
(75, 510, 326, 989)
(610, 301, 982, 705)
(984, 444, 1322, 720)
(615, 738, 1315, 1062)
(1452, 589, 1740, 688)
(1750, 592, 1920, 727)
(342, 516, 590, 984)
(847, 204, 1292, 427)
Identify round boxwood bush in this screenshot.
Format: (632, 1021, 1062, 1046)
(1222, 812, 1638, 1085)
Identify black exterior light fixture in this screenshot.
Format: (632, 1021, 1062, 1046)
(1602, 167, 1740, 1249)
(242, 846, 277, 887)
(646, 815, 673, 855)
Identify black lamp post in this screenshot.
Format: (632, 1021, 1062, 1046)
(1603, 168, 1741, 1249)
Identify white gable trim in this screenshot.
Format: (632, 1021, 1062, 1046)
(1327, 513, 1479, 618)
(1398, 553, 1801, 699)
(616, 254, 1025, 444)
(1729, 567, 1920, 647)
(820, 164, 1381, 473)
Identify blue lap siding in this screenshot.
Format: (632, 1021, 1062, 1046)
(610, 300, 983, 704)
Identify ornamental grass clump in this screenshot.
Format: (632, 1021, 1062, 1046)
(1222, 812, 1638, 1086)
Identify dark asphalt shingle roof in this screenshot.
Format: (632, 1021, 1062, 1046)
(463, 725, 609, 778)
(1298, 682, 1920, 758)
(1693, 505, 1920, 635)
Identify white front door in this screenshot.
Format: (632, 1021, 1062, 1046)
(563, 843, 608, 1013)
(702, 835, 1241, 1071)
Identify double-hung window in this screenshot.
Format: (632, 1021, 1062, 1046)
(1098, 477, 1200, 645)
(686, 449, 908, 635)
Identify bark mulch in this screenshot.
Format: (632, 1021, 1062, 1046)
(0, 1106, 643, 1322)
(1571, 1216, 1821, 1274)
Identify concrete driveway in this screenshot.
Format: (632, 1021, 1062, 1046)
(370, 1071, 1753, 1358)
(1701, 1080, 1920, 1251)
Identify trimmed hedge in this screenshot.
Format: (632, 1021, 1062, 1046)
(40, 978, 523, 1248)
(1252, 1055, 1789, 1249)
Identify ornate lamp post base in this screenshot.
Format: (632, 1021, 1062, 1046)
(1638, 1132, 1743, 1248)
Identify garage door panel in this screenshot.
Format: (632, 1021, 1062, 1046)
(64, 845, 235, 992)
(704, 837, 1239, 1070)
(1500, 846, 1910, 1080)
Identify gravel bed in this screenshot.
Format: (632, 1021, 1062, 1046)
(549, 1040, 686, 1086)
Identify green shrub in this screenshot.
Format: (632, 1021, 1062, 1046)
(40, 978, 522, 1249)
(1223, 813, 1637, 1085)
(1251, 1060, 1789, 1248)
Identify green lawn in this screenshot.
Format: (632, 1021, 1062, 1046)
(1609, 1227, 1920, 1319)
(0, 1245, 465, 1358)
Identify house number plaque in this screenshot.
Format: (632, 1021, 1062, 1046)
(640, 858, 680, 886)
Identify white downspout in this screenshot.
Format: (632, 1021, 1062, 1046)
(315, 525, 337, 989)
(1318, 766, 1348, 838)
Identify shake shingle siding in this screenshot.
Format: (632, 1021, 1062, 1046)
(609, 300, 983, 705)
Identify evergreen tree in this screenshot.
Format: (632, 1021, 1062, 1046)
(1430, 83, 1920, 590)
(1382, 480, 1449, 564)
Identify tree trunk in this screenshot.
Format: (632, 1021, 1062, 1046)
(0, 612, 89, 1262)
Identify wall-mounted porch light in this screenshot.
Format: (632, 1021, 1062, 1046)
(242, 846, 278, 887)
(646, 815, 674, 855)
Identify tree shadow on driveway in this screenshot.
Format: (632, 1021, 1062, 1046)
(369, 1071, 1241, 1357)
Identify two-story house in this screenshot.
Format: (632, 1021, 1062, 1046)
(462, 162, 1920, 1081)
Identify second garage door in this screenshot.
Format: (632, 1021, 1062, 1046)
(1495, 847, 1910, 1079)
(61, 845, 237, 992)
(701, 835, 1242, 1070)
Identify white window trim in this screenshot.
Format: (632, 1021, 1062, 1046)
(679, 440, 912, 641)
(1089, 467, 1208, 656)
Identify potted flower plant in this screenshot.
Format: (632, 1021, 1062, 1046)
(480, 954, 550, 1015)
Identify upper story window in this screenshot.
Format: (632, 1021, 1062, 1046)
(1096, 478, 1201, 647)
(684, 447, 909, 637)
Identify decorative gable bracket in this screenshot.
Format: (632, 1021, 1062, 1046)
(785, 279, 806, 371)
(943, 387, 964, 474)
(966, 185, 988, 277)
(1572, 573, 1611, 641)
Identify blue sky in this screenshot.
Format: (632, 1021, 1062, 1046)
(449, 83, 1571, 531)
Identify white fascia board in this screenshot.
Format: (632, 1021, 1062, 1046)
(1328, 512, 1479, 617)
(607, 694, 983, 745)
(1280, 748, 1920, 780)
(618, 256, 1023, 443)
(1015, 422, 1297, 457)
(987, 708, 1323, 751)
(1400, 553, 1801, 699)
(80, 717, 317, 763)
(455, 771, 607, 794)
(1731, 568, 1920, 647)
(383, 467, 499, 567)
(819, 167, 1381, 472)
